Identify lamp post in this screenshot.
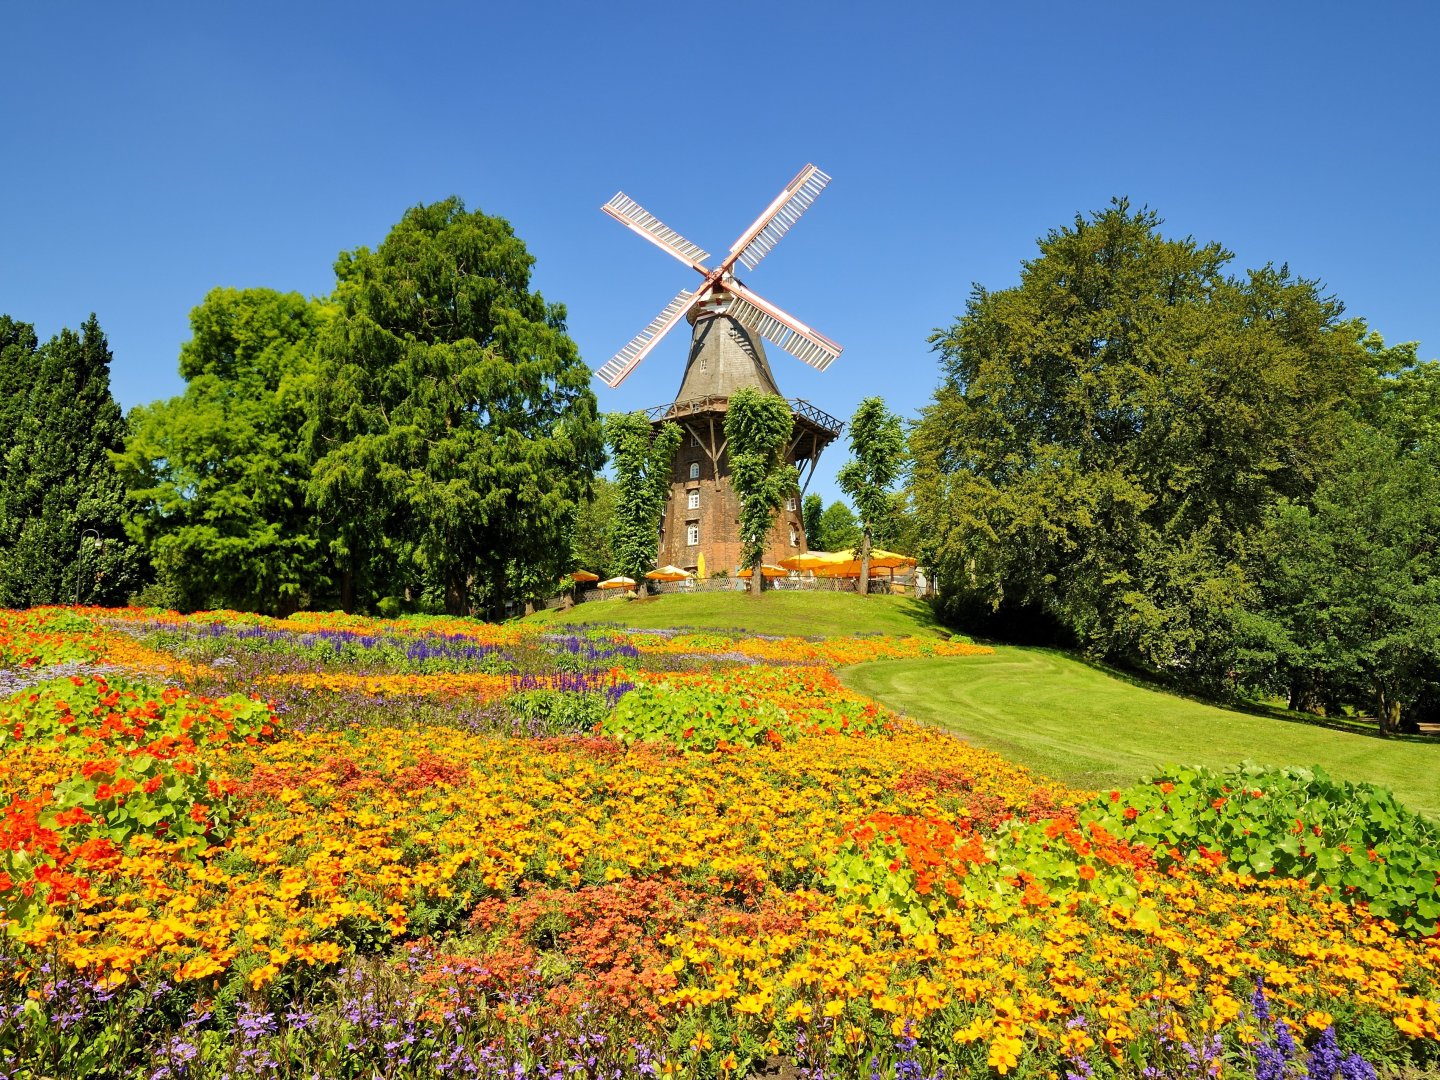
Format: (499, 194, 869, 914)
(75, 529, 100, 606)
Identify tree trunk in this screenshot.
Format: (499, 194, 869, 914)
(524, 599, 536, 616)
(340, 567, 355, 614)
(1287, 677, 1326, 716)
(750, 562, 764, 596)
(1375, 685, 1402, 737)
(445, 569, 469, 617)
(859, 528, 872, 596)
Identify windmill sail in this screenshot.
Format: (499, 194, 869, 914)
(725, 283, 841, 371)
(729, 165, 831, 272)
(595, 288, 701, 387)
(602, 194, 711, 270)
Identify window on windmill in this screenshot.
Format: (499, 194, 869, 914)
(687, 490, 700, 510)
(789, 524, 799, 547)
(786, 496, 796, 512)
(688, 461, 700, 480)
(690, 430, 700, 447)
(687, 524, 699, 546)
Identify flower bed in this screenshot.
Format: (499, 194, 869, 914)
(0, 607, 1436, 1078)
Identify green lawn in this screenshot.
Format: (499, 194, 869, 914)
(841, 648, 1440, 818)
(521, 590, 947, 638)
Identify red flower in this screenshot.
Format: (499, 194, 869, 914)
(1123, 807, 1138, 821)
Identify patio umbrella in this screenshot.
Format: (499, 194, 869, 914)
(598, 576, 637, 589)
(812, 548, 917, 576)
(736, 564, 789, 579)
(866, 548, 918, 570)
(778, 550, 841, 571)
(570, 570, 600, 583)
(644, 565, 693, 582)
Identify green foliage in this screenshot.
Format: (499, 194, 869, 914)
(0, 315, 142, 606)
(116, 288, 327, 615)
(722, 389, 796, 594)
(505, 689, 611, 736)
(602, 680, 890, 751)
(0, 608, 102, 667)
(815, 500, 861, 552)
(1245, 423, 1440, 733)
(802, 493, 824, 551)
(837, 396, 907, 589)
(602, 681, 789, 750)
(571, 476, 617, 578)
(911, 199, 1383, 688)
(605, 413, 681, 582)
(1086, 763, 1440, 936)
(307, 197, 602, 616)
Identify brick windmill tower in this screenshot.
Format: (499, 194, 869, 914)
(596, 165, 845, 575)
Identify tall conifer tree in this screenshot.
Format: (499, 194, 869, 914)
(0, 315, 141, 605)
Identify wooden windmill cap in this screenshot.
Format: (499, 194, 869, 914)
(673, 310, 781, 401)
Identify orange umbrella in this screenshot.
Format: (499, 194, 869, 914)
(737, 564, 789, 579)
(778, 551, 840, 571)
(598, 576, 637, 589)
(570, 570, 600, 583)
(644, 565, 693, 582)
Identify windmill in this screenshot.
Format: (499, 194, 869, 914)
(598, 165, 846, 576)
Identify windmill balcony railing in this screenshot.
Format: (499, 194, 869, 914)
(643, 396, 843, 437)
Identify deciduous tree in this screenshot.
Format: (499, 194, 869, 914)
(802, 493, 824, 551)
(724, 389, 796, 595)
(117, 288, 325, 614)
(606, 413, 681, 584)
(837, 396, 906, 594)
(816, 500, 861, 552)
(911, 199, 1374, 685)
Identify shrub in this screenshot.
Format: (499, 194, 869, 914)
(1084, 763, 1440, 936)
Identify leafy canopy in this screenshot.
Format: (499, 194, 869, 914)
(117, 288, 326, 614)
(911, 199, 1378, 686)
(307, 197, 602, 616)
(837, 396, 906, 589)
(723, 389, 796, 594)
(605, 413, 681, 583)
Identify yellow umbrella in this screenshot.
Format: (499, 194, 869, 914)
(736, 564, 788, 579)
(778, 550, 841, 571)
(812, 548, 917, 576)
(570, 570, 600, 583)
(644, 565, 693, 582)
(598, 576, 637, 589)
(866, 548, 918, 570)
(696, 552, 707, 579)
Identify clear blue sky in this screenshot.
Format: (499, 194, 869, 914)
(4, 1, 1437, 506)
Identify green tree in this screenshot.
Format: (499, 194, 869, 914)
(837, 396, 907, 593)
(0, 317, 40, 460)
(816, 500, 861, 552)
(606, 413, 681, 583)
(911, 200, 1374, 684)
(0, 315, 142, 606)
(307, 197, 602, 616)
(723, 389, 796, 595)
(1248, 424, 1440, 734)
(116, 288, 326, 614)
(572, 475, 617, 579)
(802, 492, 824, 551)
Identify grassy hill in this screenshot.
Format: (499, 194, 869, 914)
(842, 649, 1440, 817)
(521, 590, 948, 638)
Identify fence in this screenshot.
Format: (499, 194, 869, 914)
(549, 571, 933, 609)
